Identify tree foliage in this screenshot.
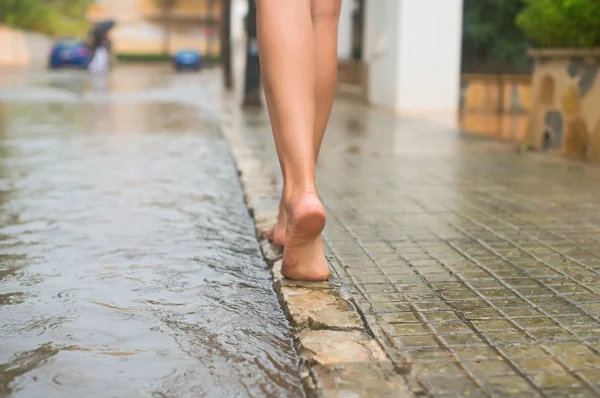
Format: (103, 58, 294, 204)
(0, 0, 92, 36)
(516, 0, 600, 48)
(462, 0, 528, 65)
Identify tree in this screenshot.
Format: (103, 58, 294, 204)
(516, 0, 600, 48)
(153, 0, 178, 55)
(0, 0, 92, 36)
(462, 0, 528, 73)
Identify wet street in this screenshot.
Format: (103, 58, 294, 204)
(0, 67, 303, 398)
(233, 95, 600, 397)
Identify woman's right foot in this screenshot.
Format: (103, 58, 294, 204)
(281, 191, 330, 281)
(265, 199, 287, 247)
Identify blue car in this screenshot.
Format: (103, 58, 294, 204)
(48, 39, 89, 69)
(173, 50, 201, 71)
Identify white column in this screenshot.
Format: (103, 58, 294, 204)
(337, 0, 354, 61)
(363, 0, 401, 108)
(365, 0, 464, 113)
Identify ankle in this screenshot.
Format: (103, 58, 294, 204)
(284, 186, 317, 205)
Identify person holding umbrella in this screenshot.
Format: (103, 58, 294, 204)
(88, 20, 115, 74)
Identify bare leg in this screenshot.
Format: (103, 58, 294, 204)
(265, 0, 341, 248)
(257, 0, 329, 280)
(262, 74, 287, 247)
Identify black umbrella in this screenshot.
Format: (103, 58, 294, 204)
(92, 20, 116, 38)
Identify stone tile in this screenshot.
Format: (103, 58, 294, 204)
(396, 335, 440, 349)
(555, 314, 600, 327)
(479, 375, 539, 395)
(560, 354, 600, 370)
(530, 372, 582, 389)
(412, 301, 454, 312)
(513, 356, 565, 373)
(462, 359, 515, 376)
(454, 346, 500, 361)
(407, 348, 455, 363)
(578, 368, 600, 386)
(375, 312, 420, 324)
(462, 309, 504, 320)
(569, 325, 600, 340)
(441, 333, 486, 347)
(364, 292, 406, 302)
(412, 361, 465, 378)
(419, 375, 481, 396)
(421, 311, 462, 323)
(434, 321, 474, 335)
(472, 319, 515, 331)
(527, 327, 576, 342)
(370, 301, 412, 313)
(298, 330, 387, 365)
(448, 300, 491, 311)
(312, 362, 412, 398)
(544, 342, 595, 357)
(385, 323, 430, 336)
(542, 387, 598, 398)
(516, 317, 558, 329)
(484, 330, 533, 345)
(503, 307, 544, 318)
(281, 287, 362, 329)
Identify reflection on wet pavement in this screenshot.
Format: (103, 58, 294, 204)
(0, 68, 303, 397)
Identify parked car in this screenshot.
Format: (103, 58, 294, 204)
(173, 50, 201, 71)
(48, 39, 89, 69)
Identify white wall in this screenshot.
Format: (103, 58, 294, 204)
(363, 0, 401, 108)
(231, 0, 248, 42)
(396, 0, 463, 112)
(364, 0, 464, 113)
(337, 0, 354, 60)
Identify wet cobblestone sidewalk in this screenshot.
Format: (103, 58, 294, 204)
(230, 99, 600, 397)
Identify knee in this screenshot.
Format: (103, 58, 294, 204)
(311, 1, 341, 21)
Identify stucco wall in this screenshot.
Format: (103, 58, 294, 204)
(525, 49, 600, 163)
(0, 25, 52, 68)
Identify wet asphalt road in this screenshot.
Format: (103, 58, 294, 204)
(0, 67, 303, 398)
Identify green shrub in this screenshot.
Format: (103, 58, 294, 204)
(516, 0, 600, 47)
(116, 53, 173, 62)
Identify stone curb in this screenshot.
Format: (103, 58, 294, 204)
(220, 109, 414, 397)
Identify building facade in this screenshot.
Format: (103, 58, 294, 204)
(86, 0, 222, 56)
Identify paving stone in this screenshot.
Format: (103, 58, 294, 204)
(479, 374, 539, 395)
(530, 372, 582, 389)
(462, 359, 514, 376)
(311, 362, 412, 398)
(419, 375, 482, 396)
(281, 286, 362, 329)
(514, 356, 565, 373)
(298, 330, 387, 365)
